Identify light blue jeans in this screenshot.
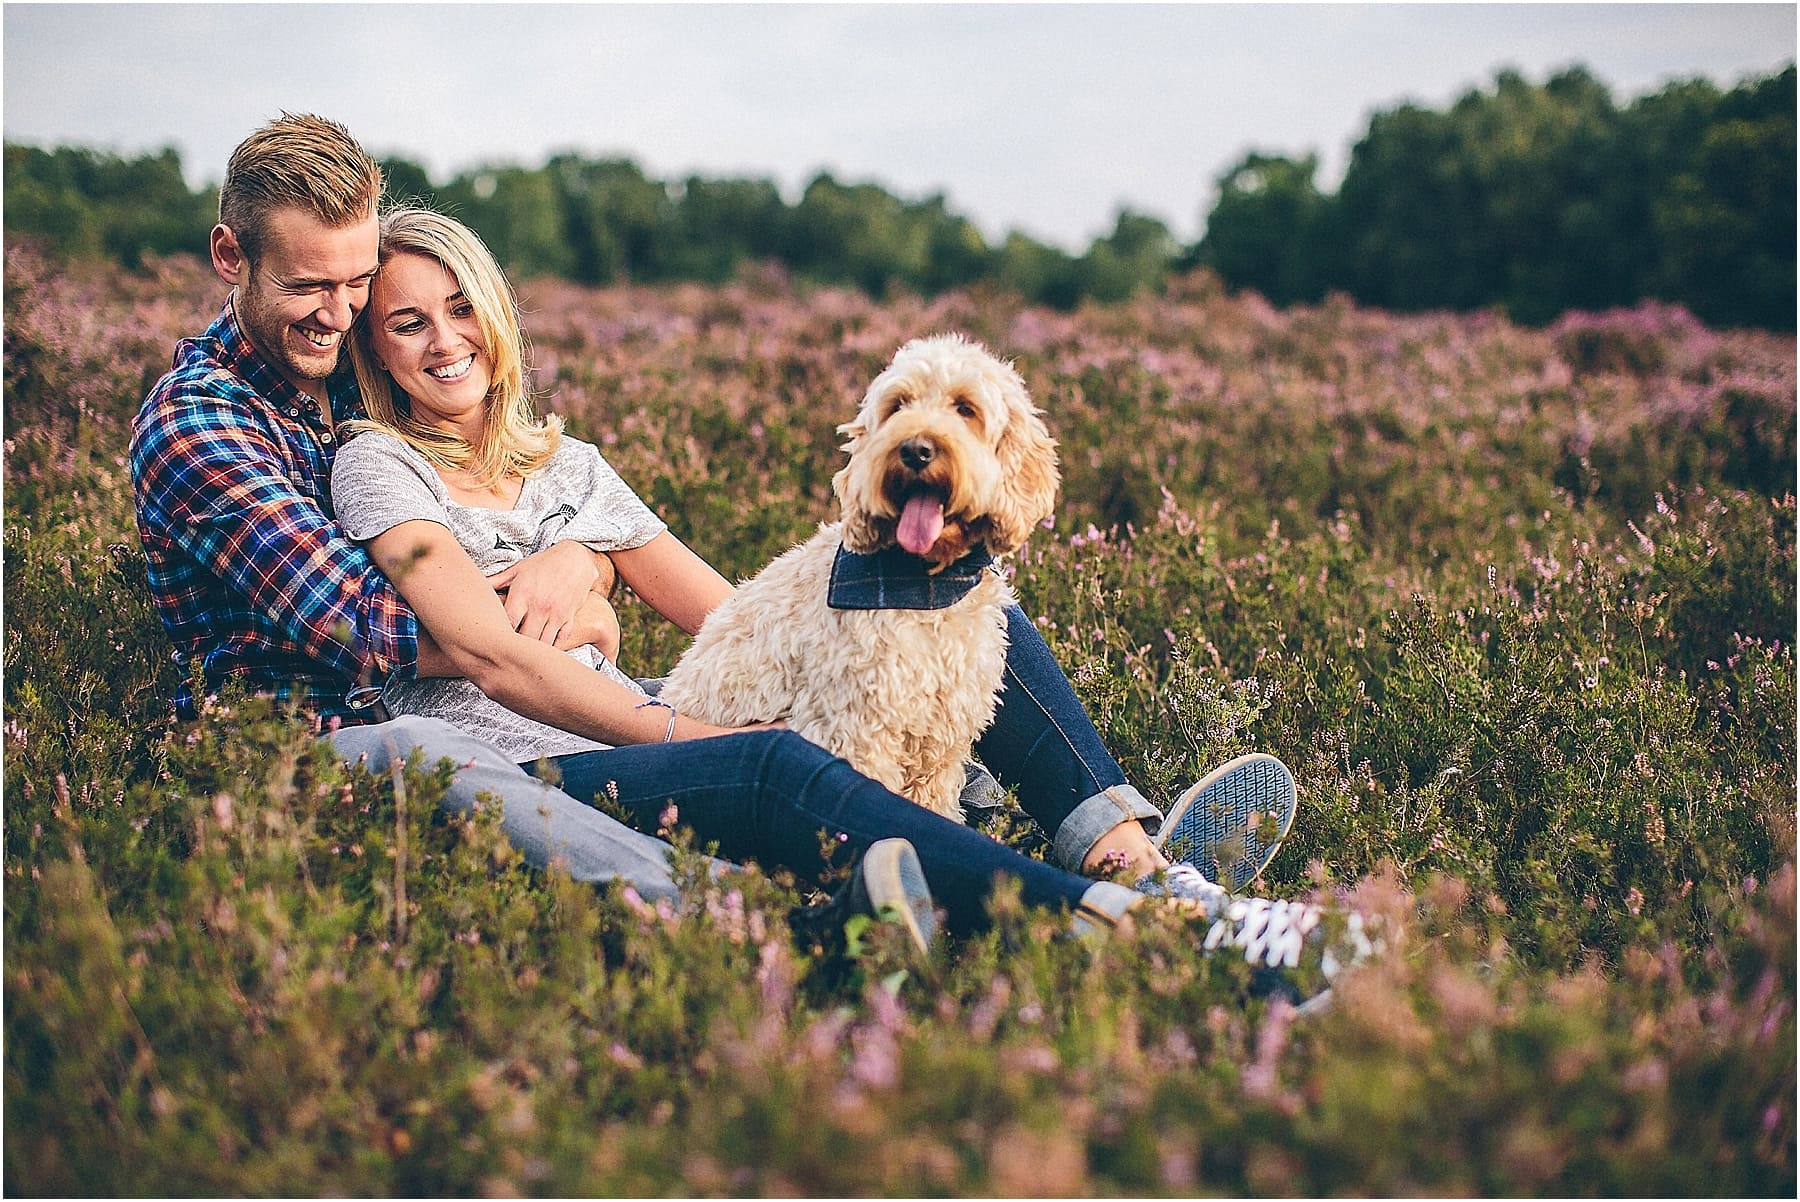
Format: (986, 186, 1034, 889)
(329, 716, 705, 903)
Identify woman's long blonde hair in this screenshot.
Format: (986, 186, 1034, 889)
(346, 207, 561, 486)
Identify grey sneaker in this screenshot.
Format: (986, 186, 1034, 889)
(1156, 753, 1298, 891)
(856, 837, 938, 956)
(791, 837, 938, 960)
(958, 759, 1007, 827)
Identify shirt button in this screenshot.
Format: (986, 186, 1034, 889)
(320, 432, 334, 444)
(287, 407, 300, 417)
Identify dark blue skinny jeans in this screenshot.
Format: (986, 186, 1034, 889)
(532, 605, 1158, 932)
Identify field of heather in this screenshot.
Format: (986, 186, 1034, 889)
(4, 244, 1795, 1195)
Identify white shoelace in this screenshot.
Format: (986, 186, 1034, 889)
(1320, 910, 1380, 979)
(1204, 898, 1382, 975)
(1141, 862, 1231, 910)
(1204, 897, 1323, 968)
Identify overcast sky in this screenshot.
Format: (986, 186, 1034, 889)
(5, 2, 1793, 249)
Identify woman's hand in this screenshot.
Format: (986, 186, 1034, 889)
(486, 541, 610, 645)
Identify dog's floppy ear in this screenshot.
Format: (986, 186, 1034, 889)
(833, 410, 885, 551)
(985, 372, 1061, 555)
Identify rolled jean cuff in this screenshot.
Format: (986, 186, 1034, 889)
(1051, 784, 1164, 871)
(1069, 880, 1144, 938)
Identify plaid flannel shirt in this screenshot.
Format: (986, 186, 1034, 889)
(129, 299, 418, 724)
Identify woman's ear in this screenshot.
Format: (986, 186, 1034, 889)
(210, 224, 247, 287)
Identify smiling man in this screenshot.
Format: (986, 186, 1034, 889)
(131, 116, 405, 718)
(214, 212, 375, 395)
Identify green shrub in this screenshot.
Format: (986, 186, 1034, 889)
(6, 248, 1793, 1193)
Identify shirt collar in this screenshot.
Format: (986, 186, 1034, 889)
(210, 297, 362, 424)
(826, 542, 996, 611)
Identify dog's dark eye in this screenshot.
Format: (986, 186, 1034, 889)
(881, 393, 911, 419)
(954, 398, 979, 421)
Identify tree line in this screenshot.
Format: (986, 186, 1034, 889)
(5, 63, 1791, 328)
(0, 140, 1173, 312)
(1197, 64, 1794, 329)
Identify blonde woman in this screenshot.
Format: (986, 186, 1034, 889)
(332, 208, 1326, 963)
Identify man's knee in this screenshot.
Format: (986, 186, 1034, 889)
(326, 715, 504, 772)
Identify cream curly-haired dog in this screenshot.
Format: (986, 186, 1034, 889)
(659, 334, 1059, 820)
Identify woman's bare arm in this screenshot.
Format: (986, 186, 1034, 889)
(608, 530, 736, 636)
(367, 519, 741, 743)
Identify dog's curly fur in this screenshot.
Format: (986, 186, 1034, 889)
(658, 334, 1060, 820)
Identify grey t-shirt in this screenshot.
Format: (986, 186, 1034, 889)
(330, 428, 665, 762)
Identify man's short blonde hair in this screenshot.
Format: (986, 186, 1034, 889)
(219, 113, 382, 266)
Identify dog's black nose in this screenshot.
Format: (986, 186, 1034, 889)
(899, 438, 936, 471)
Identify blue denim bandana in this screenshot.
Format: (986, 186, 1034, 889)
(826, 543, 997, 610)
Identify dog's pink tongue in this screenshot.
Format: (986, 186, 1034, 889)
(896, 494, 945, 556)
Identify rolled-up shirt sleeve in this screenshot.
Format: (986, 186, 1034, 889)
(137, 389, 418, 690)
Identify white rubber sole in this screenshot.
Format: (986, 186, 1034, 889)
(1155, 753, 1298, 891)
